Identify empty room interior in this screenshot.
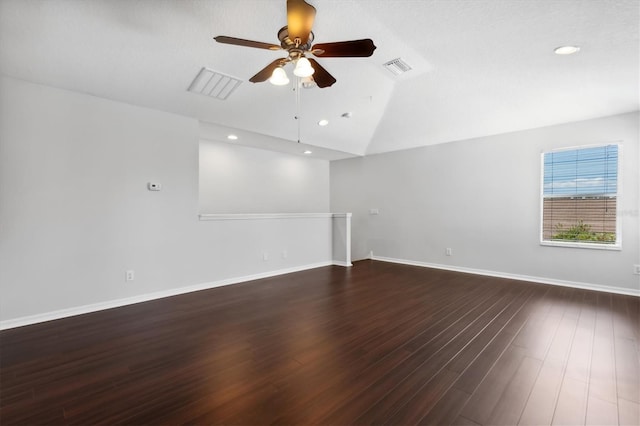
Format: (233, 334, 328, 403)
(1, 0, 639, 425)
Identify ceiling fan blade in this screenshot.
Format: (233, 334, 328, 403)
(308, 59, 336, 88)
(287, 0, 316, 45)
(214, 35, 281, 51)
(312, 39, 376, 57)
(249, 59, 286, 83)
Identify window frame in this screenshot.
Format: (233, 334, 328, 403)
(539, 143, 622, 251)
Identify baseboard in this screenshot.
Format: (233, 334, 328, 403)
(372, 255, 640, 297)
(0, 261, 337, 331)
(7, 257, 631, 330)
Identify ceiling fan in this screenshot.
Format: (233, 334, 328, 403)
(214, 0, 376, 88)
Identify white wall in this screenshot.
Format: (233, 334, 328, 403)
(331, 112, 640, 293)
(199, 140, 329, 214)
(1, 75, 636, 326)
(0, 77, 333, 324)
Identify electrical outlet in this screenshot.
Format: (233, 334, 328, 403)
(125, 270, 135, 281)
(369, 208, 380, 215)
(634, 264, 640, 275)
(263, 252, 269, 261)
(446, 248, 453, 256)
(282, 250, 288, 259)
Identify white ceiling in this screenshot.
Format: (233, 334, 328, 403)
(1, 0, 638, 160)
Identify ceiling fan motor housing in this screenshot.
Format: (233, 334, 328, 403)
(278, 26, 314, 59)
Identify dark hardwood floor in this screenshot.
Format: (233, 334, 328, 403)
(1, 260, 638, 425)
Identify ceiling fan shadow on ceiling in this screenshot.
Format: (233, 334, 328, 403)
(214, 0, 376, 88)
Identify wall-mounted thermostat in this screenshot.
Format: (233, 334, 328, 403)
(147, 182, 162, 191)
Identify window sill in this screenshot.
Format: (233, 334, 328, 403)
(540, 241, 621, 251)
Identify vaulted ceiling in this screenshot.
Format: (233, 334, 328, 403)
(1, 0, 638, 159)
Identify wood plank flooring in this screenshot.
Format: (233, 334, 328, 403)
(1, 260, 638, 425)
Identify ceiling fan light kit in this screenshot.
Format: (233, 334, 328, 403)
(269, 67, 290, 85)
(300, 76, 317, 89)
(293, 57, 315, 78)
(214, 0, 376, 89)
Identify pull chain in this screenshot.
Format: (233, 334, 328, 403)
(295, 77, 301, 143)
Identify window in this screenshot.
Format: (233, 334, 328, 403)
(541, 144, 620, 248)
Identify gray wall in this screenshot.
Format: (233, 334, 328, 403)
(199, 140, 329, 214)
(2, 74, 637, 324)
(331, 112, 640, 292)
(0, 77, 332, 323)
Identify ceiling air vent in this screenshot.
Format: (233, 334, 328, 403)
(383, 58, 412, 76)
(188, 67, 242, 100)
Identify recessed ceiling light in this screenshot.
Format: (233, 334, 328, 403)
(318, 119, 329, 126)
(227, 134, 238, 140)
(554, 45, 580, 55)
(303, 150, 312, 155)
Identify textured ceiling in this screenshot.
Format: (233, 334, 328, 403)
(1, 0, 638, 159)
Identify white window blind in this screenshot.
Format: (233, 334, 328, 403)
(541, 144, 619, 247)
